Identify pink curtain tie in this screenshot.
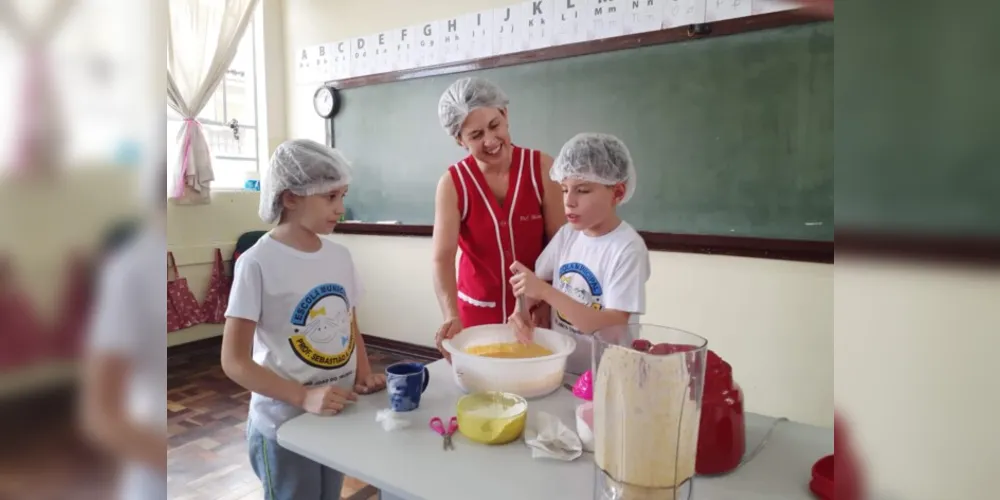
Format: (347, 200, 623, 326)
(174, 118, 201, 197)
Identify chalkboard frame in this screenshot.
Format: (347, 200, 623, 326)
(324, 9, 835, 264)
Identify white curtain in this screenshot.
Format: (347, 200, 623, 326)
(167, 0, 259, 203)
(0, 0, 75, 175)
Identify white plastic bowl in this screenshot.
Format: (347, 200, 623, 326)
(442, 324, 577, 399)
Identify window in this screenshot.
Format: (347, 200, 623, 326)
(0, 0, 147, 169)
(167, 15, 260, 190)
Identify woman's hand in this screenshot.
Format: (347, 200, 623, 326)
(509, 262, 550, 301)
(435, 317, 463, 362)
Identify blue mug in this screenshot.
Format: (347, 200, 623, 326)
(385, 362, 430, 412)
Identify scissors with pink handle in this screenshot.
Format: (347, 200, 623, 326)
(429, 416, 458, 450)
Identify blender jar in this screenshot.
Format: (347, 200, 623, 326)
(592, 324, 708, 500)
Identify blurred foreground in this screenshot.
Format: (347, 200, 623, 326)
(834, 1, 999, 499)
(0, 0, 166, 498)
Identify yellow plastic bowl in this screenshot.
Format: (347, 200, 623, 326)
(456, 391, 528, 445)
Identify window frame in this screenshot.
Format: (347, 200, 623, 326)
(167, 13, 261, 190)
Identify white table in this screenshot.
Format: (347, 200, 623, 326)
(278, 360, 832, 500)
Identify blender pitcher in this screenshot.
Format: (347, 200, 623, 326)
(592, 324, 708, 500)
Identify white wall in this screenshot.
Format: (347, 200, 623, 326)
(835, 259, 1000, 500)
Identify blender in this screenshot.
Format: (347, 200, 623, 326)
(591, 324, 708, 500)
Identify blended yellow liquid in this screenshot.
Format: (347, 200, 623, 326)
(464, 342, 553, 359)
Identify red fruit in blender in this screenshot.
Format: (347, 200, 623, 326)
(631, 339, 652, 352)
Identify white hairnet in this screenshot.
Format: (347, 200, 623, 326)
(259, 139, 353, 224)
(551, 133, 637, 205)
(438, 77, 510, 137)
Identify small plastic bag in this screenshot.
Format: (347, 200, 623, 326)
(375, 409, 411, 431)
(524, 411, 582, 461)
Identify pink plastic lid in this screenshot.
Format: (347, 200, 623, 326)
(572, 370, 593, 401)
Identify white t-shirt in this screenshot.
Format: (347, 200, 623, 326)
(226, 233, 363, 440)
(87, 226, 167, 500)
(536, 221, 650, 374)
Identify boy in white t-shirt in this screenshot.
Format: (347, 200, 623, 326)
(509, 133, 651, 375)
(220, 139, 386, 500)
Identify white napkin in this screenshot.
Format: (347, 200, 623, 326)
(523, 411, 583, 461)
(375, 409, 411, 431)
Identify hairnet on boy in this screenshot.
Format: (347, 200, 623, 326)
(438, 77, 510, 138)
(258, 139, 353, 224)
(551, 133, 637, 204)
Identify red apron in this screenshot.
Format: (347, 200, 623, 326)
(447, 146, 547, 327)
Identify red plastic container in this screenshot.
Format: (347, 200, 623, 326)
(695, 350, 746, 475)
(834, 413, 863, 500)
(809, 454, 834, 499)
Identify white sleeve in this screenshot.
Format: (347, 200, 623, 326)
(534, 224, 568, 282)
(225, 256, 263, 322)
(87, 257, 144, 357)
(601, 242, 650, 315)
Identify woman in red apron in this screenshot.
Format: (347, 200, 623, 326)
(433, 77, 566, 359)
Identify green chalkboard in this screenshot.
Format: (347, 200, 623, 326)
(336, 22, 832, 241)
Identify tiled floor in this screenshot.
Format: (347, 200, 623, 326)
(167, 338, 437, 500)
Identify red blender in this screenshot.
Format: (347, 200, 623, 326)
(696, 350, 746, 475)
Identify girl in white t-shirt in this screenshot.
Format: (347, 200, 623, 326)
(508, 133, 651, 375)
(221, 139, 386, 500)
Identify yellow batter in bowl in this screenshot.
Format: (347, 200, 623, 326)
(456, 391, 528, 445)
(464, 342, 553, 359)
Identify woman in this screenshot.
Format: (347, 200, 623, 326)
(433, 77, 565, 359)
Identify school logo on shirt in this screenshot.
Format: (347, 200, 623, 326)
(287, 284, 356, 370)
(554, 262, 603, 334)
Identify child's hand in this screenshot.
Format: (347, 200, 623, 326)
(354, 372, 387, 395)
(508, 311, 534, 344)
(509, 261, 549, 301)
(302, 385, 358, 416)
